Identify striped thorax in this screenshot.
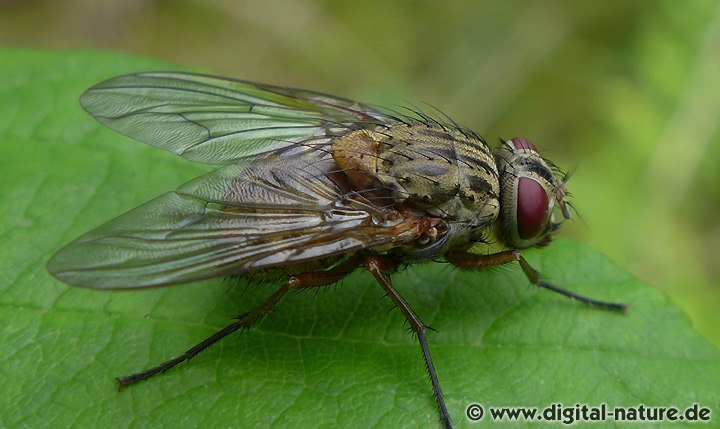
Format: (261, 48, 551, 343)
(333, 123, 501, 228)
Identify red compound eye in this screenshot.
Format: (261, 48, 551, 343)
(517, 177, 549, 240)
(511, 138, 537, 152)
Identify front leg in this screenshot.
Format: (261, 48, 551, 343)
(445, 249, 627, 313)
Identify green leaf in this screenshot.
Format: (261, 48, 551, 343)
(1, 50, 718, 428)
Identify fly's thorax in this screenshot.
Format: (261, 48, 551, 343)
(334, 123, 501, 227)
(494, 138, 571, 249)
(379, 124, 500, 226)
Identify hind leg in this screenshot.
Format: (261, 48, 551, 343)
(117, 256, 364, 388)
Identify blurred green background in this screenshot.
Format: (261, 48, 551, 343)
(1, 0, 718, 348)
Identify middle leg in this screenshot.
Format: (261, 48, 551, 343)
(366, 255, 452, 429)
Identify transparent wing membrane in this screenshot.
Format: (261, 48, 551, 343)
(51, 73, 423, 289)
(80, 72, 388, 164)
(48, 151, 419, 289)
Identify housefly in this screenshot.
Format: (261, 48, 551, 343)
(47, 72, 626, 428)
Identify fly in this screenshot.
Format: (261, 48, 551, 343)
(47, 72, 627, 429)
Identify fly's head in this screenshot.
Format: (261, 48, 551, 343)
(494, 138, 571, 249)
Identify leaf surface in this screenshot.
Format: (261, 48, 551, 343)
(0, 50, 718, 428)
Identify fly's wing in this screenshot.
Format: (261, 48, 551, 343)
(47, 149, 421, 289)
(80, 72, 390, 164)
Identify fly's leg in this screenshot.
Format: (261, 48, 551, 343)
(366, 255, 452, 429)
(445, 250, 627, 313)
(117, 257, 363, 389)
(117, 284, 290, 388)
